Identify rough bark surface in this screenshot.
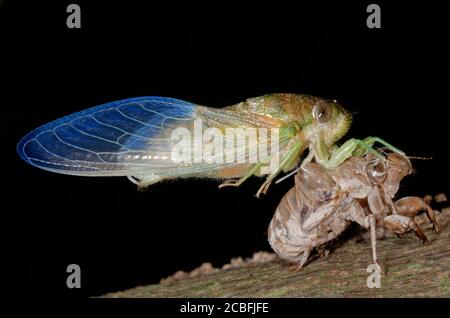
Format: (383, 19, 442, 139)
(104, 208, 450, 298)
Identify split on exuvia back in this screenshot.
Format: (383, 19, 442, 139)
(16, 94, 403, 196)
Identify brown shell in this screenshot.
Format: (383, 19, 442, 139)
(268, 153, 412, 262)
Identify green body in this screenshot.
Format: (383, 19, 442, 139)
(134, 93, 403, 196)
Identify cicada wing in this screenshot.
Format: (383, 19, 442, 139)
(17, 96, 293, 179)
(17, 96, 198, 176)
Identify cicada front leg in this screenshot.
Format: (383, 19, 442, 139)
(383, 196, 439, 244)
(315, 136, 404, 170)
(393, 196, 439, 233)
(313, 137, 379, 170)
(352, 136, 404, 158)
(384, 214, 430, 245)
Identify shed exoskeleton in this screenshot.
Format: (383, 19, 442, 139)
(268, 152, 438, 270)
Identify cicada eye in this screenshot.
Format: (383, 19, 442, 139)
(367, 159, 387, 184)
(313, 101, 332, 123)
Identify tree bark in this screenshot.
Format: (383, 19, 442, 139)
(103, 208, 450, 297)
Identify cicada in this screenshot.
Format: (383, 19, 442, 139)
(16, 94, 402, 196)
(268, 152, 439, 270)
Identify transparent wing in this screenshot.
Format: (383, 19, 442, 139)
(17, 97, 198, 176)
(17, 96, 293, 178)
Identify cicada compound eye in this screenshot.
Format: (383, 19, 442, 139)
(312, 101, 332, 123)
(367, 159, 387, 184)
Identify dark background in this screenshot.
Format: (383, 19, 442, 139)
(1, 1, 449, 297)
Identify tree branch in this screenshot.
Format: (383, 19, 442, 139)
(104, 208, 450, 297)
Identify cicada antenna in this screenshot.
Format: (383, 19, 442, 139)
(376, 146, 433, 160)
(406, 156, 433, 160)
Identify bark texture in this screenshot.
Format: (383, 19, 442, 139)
(104, 208, 450, 297)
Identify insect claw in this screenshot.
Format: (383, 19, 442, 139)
(255, 187, 264, 198)
(256, 179, 272, 198)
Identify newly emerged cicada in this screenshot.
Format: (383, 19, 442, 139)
(17, 94, 402, 196)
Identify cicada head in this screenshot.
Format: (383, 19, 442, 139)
(387, 152, 413, 176)
(292, 96, 352, 147)
(362, 151, 412, 196)
(360, 151, 412, 198)
(383, 152, 413, 197)
(313, 99, 352, 146)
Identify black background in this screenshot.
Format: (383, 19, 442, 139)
(1, 1, 449, 297)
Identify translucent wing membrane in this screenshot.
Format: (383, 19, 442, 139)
(17, 97, 197, 176)
(17, 96, 292, 179)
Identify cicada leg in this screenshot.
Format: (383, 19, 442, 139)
(289, 247, 312, 271)
(393, 196, 439, 233)
(316, 138, 382, 169)
(384, 214, 430, 245)
(352, 136, 404, 157)
(127, 175, 162, 190)
(218, 162, 264, 188)
(367, 214, 384, 274)
(347, 201, 384, 274)
(314, 134, 403, 171)
(256, 139, 303, 197)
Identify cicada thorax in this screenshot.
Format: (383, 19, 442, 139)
(226, 93, 318, 126)
(224, 93, 339, 172)
(330, 157, 374, 199)
(189, 95, 313, 181)
(227, 93, 354, 170)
